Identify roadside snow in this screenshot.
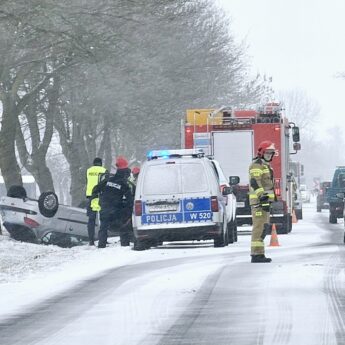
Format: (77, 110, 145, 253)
(0, 232, 245, 320)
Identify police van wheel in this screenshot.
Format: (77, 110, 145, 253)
(38, 191, 59, 218)
(234, 222, 238, 242)
(133, 238, 149, 251)
(214, 223, 226, 247)
(227, 222, 234, 244)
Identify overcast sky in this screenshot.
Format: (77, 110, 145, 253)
(217, 0, 345, 139)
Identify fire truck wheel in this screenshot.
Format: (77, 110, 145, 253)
(277, 216, 290, 234)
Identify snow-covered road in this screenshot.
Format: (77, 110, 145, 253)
(1, 202, 345, 345)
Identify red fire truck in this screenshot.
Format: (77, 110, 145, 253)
(183, 102, 301, 234)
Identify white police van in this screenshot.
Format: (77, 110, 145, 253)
(132, 149, 232, 250)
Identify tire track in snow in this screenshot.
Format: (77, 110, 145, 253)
(325, 251, 345, 345)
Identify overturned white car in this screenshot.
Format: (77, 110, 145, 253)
(0, 186, 93, 247)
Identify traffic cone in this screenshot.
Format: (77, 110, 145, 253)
(269, 223, 280, 247)
(292, 210, 298, 224)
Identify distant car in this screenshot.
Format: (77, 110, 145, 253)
(300, 184, 311, 203)
(327, 167, 345, 224)
(132, 149, 238, 250)
(316, 181, 331, 212)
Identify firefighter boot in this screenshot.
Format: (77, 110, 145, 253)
(251, 254, 272, 263)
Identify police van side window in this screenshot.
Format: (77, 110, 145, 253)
(181, 163, 208, 193)
(143, 165, 181, 195)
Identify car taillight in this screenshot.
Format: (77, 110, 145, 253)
(211, 196, 219, 212)
(24, 216, 40, 228)
(135, 200, 142, 216)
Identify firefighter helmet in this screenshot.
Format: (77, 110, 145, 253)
(257, 141, 276, 161)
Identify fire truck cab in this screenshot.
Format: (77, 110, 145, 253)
(183, 102, 301, 234)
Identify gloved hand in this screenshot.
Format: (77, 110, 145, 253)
(261, 203, 270, 212)
(259, 193, 269, 203)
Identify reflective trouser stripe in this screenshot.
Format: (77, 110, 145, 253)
(251, 241, 264, 248)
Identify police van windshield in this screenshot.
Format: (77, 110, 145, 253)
(143, 163, 208, 195)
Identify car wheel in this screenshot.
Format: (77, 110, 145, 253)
(7, 185, 27, 199)
(38, 191, 59, 218)
(329, 212, 337, 224)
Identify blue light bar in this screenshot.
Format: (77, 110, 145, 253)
(146, 149, 204, 160)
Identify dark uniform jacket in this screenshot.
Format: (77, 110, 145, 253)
(92, 170, 133, 211)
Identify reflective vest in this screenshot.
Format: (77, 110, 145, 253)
(91, 197, 101, 212)
(248, 158, 275, 206)
(86, 166, 107, 197)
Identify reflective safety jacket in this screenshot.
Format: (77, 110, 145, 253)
(86, 165, 107, 197)
(128, 176, 137, 196)
(248, 158, 275, 206)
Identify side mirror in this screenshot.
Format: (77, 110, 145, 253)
(336, 192, 345, 200)
(293, 142, 301, 151)
(222, 186, 232, 196)
(292, 126, 300, 142)
(229, 176, 240, 186)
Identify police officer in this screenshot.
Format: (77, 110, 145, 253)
(249, 141, 276, 263)
(92, 156, 133, 248)
(86, 157, 107, 245)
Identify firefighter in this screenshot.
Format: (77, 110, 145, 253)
(92, 156, 133, 248)
(249, 141, 276, 263)
(86, 157, 107, 245)
(128, 166, 140, 196)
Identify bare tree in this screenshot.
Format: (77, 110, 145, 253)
(277, 89, 320, 140)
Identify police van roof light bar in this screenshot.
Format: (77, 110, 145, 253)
(147, 149, 205, 160)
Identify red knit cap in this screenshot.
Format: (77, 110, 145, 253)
(115, 156, 128, 169)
